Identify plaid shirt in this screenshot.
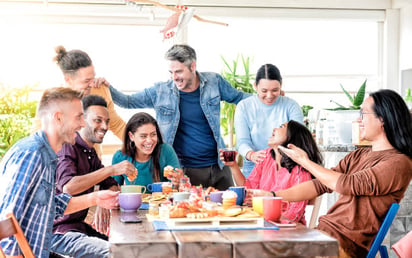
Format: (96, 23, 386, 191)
(0, 131, 71, 258)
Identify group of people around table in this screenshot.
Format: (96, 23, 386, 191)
(0, 43, 411, 258)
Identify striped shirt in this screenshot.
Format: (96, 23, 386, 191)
(0, 131, 71, 258)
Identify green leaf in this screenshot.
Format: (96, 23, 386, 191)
(340, 83, 354, 104)
(352, 79, 367, 108)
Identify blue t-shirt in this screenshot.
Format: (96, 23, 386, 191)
(173, 88, 217, 168)
(111, 144, 180, 192)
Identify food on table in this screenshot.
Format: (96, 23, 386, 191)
(235, 207, 260, 218)
(186, 212, 209, 219)
(162, 182, 173, 194)
(143, 193, 167, 202)
(178, 175, 191, 192)
(223, 207, 242, 217)
(203, 201, 220, 217)
(204, 186, 219, 195)
(189, 185, 204, 209)
(163, 165, 174, 178)
(148, 201, 160, 216)
(222, 190, 238, 209)
(169, 201, 199, 218)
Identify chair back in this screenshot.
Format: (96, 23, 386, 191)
(0, 213, 35, 258)
(366, 203, 400, 258)
(307, 195, 322, 228)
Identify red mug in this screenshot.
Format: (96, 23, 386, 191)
(263, 197, 289, 222)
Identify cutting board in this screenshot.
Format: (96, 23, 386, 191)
(147, 214, 264, 229)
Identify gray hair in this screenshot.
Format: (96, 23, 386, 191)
(165, 44, 197, 68)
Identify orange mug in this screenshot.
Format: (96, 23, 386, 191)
(162, 182, 173, 194)
(263, 197, 289, 222)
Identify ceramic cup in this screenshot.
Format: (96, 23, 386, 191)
(263, 197, 289, 222)
(119, 192, 142, 212)
(172, 192, 190, 204)
(121, 185, 146, 194)
(223, 148, 236, 162)
(252, 196, 265, 216)
(162, 182, 173, 194)
(210, 191, 224, 204)
(147, 182, 163, 193)
(229, 186, 246, 206)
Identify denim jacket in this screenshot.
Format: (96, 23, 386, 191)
(109, 72, 251, 168)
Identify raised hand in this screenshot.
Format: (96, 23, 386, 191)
(219, 149, 238, 167)
(278, 144, 308, 165)
(111, 160, 138, 182)
(93, 77, 110, 88)
(167, 168, 183, 187)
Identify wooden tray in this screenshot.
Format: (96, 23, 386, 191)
(147, 214, 264, 229)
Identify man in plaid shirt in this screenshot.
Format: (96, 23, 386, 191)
(0, 87, 119, 258)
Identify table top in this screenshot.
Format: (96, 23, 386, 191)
(109, 209, 338, 258)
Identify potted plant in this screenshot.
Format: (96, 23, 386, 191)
(329, 79, 366, 110)
(220, 55, 255, 148)
(321, 79, 367, 145)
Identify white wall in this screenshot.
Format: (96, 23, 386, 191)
(397, 4, 412, 97)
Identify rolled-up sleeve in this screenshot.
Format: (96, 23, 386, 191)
(54, 193, 71, 219)
(56, 145, 78, 193)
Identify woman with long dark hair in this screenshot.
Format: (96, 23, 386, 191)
(222, 120, 322, 224)
(275, 89, 412, 257)
(112, 112, 180, 191)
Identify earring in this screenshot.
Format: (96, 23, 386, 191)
(129, 141, 136, 149)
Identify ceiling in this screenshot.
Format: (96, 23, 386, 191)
(1, 0, 408, 26)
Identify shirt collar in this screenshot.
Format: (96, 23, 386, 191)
(35, 130, 58, 161)
(75, 132, 94, 150)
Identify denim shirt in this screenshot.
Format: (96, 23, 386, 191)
(109, 72, 251, 168)
(0, 131, 71, 258)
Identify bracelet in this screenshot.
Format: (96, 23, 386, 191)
(271, 191, 276, 197)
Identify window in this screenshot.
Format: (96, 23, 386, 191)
(189, 16, 381, 109)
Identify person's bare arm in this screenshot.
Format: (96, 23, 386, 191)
(64, 190, 119, 215)
(278, 144, 342, 191)
(63, 160, 137, 195)
(275, 180, 318, 202)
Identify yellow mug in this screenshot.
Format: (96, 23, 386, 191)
(121, 185, 147, 194)
(252, 196, 264, 216)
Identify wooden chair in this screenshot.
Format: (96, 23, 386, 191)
(366, 203, 400, 258)
(307, 195, 323, 228)
(0, 213, 35, 258)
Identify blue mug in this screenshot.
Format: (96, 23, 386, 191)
(147, 182, 163, 193)
(229, 186, 246, 206)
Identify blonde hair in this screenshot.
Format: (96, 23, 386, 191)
(37, 87, 82, 119)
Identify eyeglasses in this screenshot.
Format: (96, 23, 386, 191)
(359, 110, 375, 120)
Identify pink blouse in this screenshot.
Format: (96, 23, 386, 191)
(244, 148, 312, 225)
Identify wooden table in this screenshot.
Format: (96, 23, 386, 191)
(109, 209, 339, 258)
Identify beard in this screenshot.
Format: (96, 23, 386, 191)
(83, 127, 105, 144)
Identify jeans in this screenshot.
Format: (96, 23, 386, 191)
(51, 231, 110, 258)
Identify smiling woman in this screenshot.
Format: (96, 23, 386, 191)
(111, 112, 181, 192)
